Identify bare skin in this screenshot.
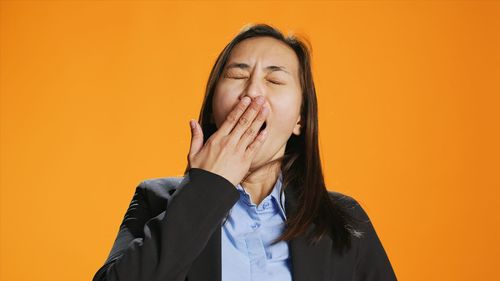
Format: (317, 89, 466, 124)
(189, 37, 302, 205)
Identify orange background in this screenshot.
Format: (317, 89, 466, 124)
(1, 1, 499, 280)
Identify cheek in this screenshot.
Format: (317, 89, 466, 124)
(274, 106, 299, 131)
(268, 93, 301, 133)
(212, 85, 241, 127)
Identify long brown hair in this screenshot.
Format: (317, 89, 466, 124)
(183, 23, 362, 255)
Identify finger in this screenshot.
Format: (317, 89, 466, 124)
(228, 96, 265, 142)
(188, 119, 203, 161)
(216, 96, 252, 137)
(237, 105, 268, 150)
(244, 125, 268, 157)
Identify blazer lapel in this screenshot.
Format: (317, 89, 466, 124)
(186, 223, 222, 281)
(187, 181, 332, 281)
(286, 183, 333, 281)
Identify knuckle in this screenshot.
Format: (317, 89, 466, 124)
(226, 112, 237, 123)
(219, 136, 231, 147)
(247, 143, 255, 151)
(238, 103, 248, 111)
(206, 138, 216, 147)
(245, 127, 256, 136)
(238, 116, 249, 126)
(250, 107, 259, 115)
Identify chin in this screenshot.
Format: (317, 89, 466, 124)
(249, 152, 265, 167)
(247, 146, 263, 161)
(248, 148, 276, 171)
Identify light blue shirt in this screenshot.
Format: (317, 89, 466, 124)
(221, 172, 292, 281)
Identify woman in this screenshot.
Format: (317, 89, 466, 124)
(92, 23, 397, 281)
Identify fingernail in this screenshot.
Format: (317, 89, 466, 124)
(241, 97, 251, 105)
(256, 96, 264, 105)
(190, 120, 196, 129)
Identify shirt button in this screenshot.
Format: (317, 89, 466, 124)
(263, 202, 270, 209)
(251, 222, 260, 229)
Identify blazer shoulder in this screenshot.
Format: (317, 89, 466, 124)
(328, 190, 358, 208)
(328, 191, 398, 280)
(327, 190, 371, 223)
(134, 174, 187, 212)
(139, 174, 185, 193)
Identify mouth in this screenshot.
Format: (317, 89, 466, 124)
(259, 121, 267, 132)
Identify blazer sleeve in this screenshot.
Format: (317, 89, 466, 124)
(351, 198, 398, 281)
(92, 168, 240, 281)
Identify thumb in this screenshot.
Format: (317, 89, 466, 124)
(188, 119, 203, 159)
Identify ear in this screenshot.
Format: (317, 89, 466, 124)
(292, 114, 302, 136)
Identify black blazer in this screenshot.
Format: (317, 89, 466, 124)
(92, 168, 397, 281)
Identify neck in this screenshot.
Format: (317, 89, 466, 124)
(240, 147, 285, 205)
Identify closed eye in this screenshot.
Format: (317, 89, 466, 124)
(268, 79, 284, 85)
(225, 75, 247, 80)
(225, 74, 284, 85)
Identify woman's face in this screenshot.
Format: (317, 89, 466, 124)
(212, 36, 302, 168)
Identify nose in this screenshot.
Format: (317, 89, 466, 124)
(239, 76, 268, 106)
(239, 94, 268, 110)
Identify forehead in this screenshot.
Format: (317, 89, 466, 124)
(227, 36, 299, 73)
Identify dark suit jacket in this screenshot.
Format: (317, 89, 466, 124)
(92, 168, 397, 281)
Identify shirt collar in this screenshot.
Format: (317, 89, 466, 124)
(235, 171, 287, 219)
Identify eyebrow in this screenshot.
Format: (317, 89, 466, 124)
(225, 62, 290, 75)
